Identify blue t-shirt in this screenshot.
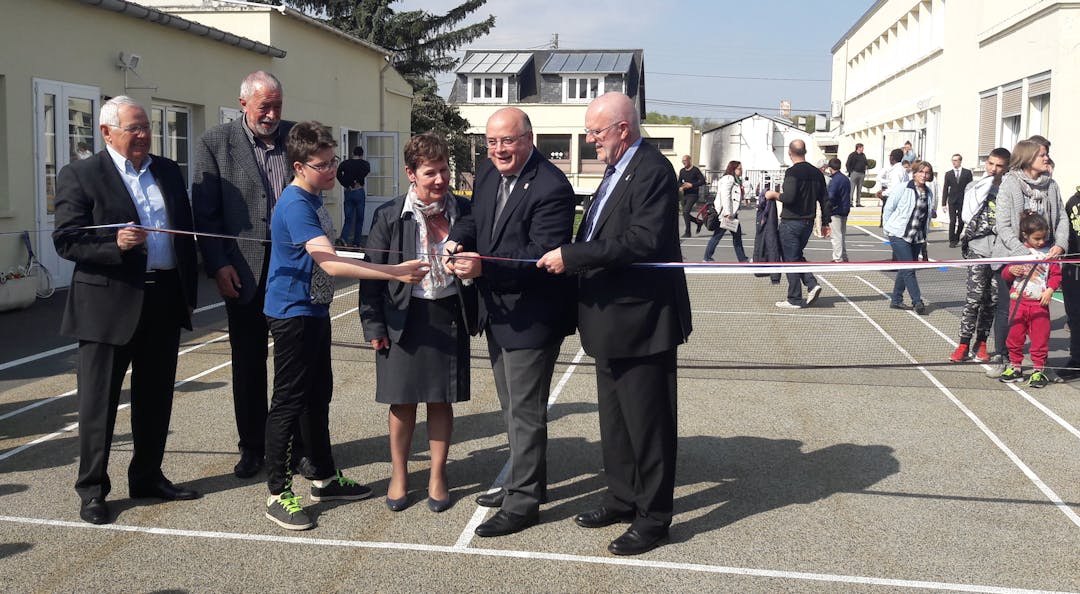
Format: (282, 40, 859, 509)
(264, 185, 331, 319)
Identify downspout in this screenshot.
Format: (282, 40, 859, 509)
(380, 58, 392, 132)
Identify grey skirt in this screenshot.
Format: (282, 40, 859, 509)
(374, 295, 470, 404)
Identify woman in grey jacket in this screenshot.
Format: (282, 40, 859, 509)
(988, 139, 1064, 374)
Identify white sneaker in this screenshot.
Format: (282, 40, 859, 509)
(776, 301, 802, 309)
(805, 286, 823, 307)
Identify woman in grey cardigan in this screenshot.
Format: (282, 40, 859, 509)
(989, 139, 1064, 374)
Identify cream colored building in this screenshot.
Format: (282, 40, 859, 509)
(831, 0, 1078, 194)
(0, 0, 412, 289)
(448, 49, 699, 195)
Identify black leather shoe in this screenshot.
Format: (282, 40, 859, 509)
(80, 497, 111, 525)
(130, 479, 200, 501)
(234, 450, 264, 478)
(475, 488, 505, 508)
(474, 510, 538, 537)
(574, 506, 635, 528)
(608, 528, 668, 556)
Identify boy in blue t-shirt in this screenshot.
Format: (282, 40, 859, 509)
(263, 121, 426, 530)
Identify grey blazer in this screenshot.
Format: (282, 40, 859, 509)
(191, 118, 295, 304)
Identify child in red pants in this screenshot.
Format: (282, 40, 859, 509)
(1000, 212, 1060, 388)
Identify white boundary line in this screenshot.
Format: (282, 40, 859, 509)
(0, 290, 361, 456)
(0, 515, 1071, 594)
(818, 275, 1080, 528)
(453, 347, 587, 549)
(0, 300, 227, 373)
(852, 274, 1080, 443)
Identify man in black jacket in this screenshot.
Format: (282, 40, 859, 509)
(53, 96, 200, 525)
(942, 154, 973, 248)
(845, 143, 868, 207)
(767, 139, 830, 309)
(538, 92, 692, 556)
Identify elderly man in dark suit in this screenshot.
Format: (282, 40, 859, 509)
(192, 71, 305, 479)
(53, 96, 200, 525)
(942, 153, 973, 248)
(538, 92, 692, 556)
(446, 107, 576, 537)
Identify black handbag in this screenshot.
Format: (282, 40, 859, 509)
(704, 204, 720, 231)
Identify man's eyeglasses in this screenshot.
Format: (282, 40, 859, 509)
(584, 121, 624, 137)
(485, 132, 529, 148)
(110, 124, 151, 135)
(303, 156, 341, 172)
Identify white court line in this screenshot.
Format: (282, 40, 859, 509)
(853, 276, 1080, 443)
(692, 309, 862, 320)
(0, 289, 360, 456)
(453, 347, 588, 549)
(818, 275, 1080, 529)
(0, 300, 227, 373)
(0, 516, 1071, 594)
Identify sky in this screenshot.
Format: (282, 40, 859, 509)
(397, 0, 876, 123)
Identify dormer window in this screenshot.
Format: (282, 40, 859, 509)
(468, 76, 508, 103)
(563, 76, 601, 102)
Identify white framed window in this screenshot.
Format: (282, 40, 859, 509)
(563, 76, 601, 102)
(468, 76, 508, 103)
(150, 104, 192, 185)
(220, 107, 241, 124)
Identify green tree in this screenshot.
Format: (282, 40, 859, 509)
(644, 111, 694, 125)
(283, 0, 495, 173)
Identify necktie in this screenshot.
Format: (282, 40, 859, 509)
(492, 175, 515, 235)
(584, 165, 617, 239)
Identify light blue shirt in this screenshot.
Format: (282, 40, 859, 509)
(106, 145, 175, 271)
(585, 138, 642, 240)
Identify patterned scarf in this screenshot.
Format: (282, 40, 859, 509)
(406, 184, 457, 297)
(1010, 170, 1051, 215)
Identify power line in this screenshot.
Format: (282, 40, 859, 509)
(649, 98, 832, 113)
(648, 71, 830, 82)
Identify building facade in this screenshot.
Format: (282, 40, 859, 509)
(0, 0, 413, 289)
(448, 49, 699, 194)
(701, 113, 826, 193)
(831, 0, 1078, 193)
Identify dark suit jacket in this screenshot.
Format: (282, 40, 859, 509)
(943, 168, 973, 206)
(359, 194, 477, 344)
(561, 141, 692, 359)
(448, 151, 577, 349)
(52, 151, 198, 346)
(191, 118, 295, 304)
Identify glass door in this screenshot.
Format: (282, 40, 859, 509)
(34, 79, 99, 288)
(361, 132, 399, 235)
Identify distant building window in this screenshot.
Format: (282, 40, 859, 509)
(642, 137, 674, 152)
(537, 134, 571, 161)
(578, 133, 605, 174)
(564, 76, 601, 103)
(469, 76, 507, 103)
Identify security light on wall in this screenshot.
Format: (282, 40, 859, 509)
(117, 52, 141, 71)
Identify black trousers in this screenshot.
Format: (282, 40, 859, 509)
(265, 315, 335, 495)
(75, 271, 183, 502)
(681, 192, 699, 234)
(1061, 266, 1080, 363)
(947, 200, 964, 245)
(595, 348, 678, 536)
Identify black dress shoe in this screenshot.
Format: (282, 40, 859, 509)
(574, 506, 635, 528)
(80, 497, 111, 525)
(130, 479, 200, 501)
(608, 528, 668, 556)
(474, 510, 538, 537)
(475, 488, 505, 508)
(234, 450, 264, 478)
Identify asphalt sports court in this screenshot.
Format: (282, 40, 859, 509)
(0, 224, 1078, 593)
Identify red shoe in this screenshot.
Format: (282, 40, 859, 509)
(949, 344, 969, 363)
(972, 341, 990, 363)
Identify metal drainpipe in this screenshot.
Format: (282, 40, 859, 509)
(379, 59, 392, 132)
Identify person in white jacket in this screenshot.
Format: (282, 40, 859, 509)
(703, 161, 749, 262)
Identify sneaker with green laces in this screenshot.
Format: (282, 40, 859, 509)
(265, 491, 313, 530)
(1027, 369, 1049, 388)
(999, 365, 1024, 383)
(310, 470, 373, 502)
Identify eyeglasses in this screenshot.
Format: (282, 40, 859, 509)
(485, 132, 529, 148)
(110, 124, 151, 135)
(302, 156, 341, 172)
(584, 121, 624, 137)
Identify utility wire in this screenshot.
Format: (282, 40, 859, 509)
(648, 71, 829, 82)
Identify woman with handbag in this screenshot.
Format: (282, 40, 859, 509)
(703, 160, 749, 262)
